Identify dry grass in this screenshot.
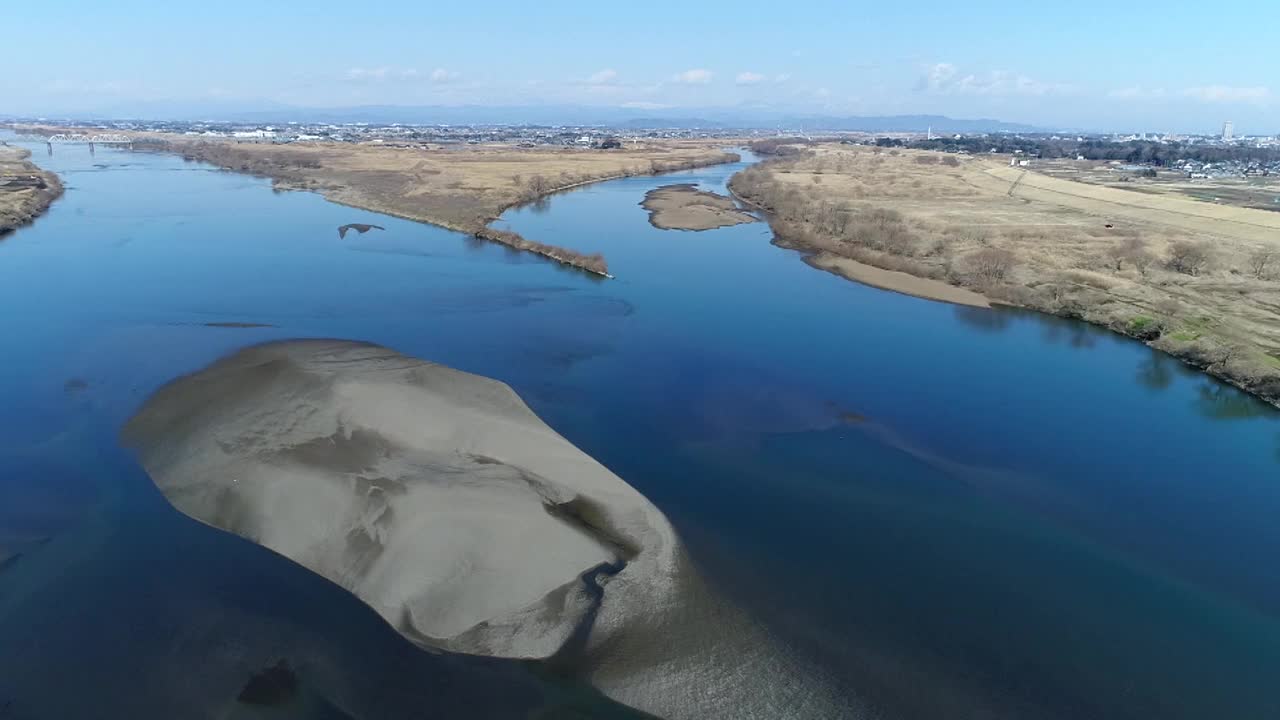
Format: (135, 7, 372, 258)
(730, 143, 1280, 405)
(58, 128, 739, 276)
(136, 135, 735, 232)
(640, 183, 757, 231)
(1034, 158, 1280, 212)
(0, 144, 63, 234)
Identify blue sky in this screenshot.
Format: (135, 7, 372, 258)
(6, 1, 1277, 132)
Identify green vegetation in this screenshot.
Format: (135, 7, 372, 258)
(1129, 316, 1156, 331)
(905, 135, 1280, 167)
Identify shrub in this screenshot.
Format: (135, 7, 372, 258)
(1127, 315, 1162, 340)
(1250, 248, 1276, 279)
(1108, 236, 1155, 274)
(963, 248, 1017, 283)
(1167, 240, 1212, 276)
(940, 156, 961, 167)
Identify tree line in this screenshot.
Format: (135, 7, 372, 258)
(906, 136, 1280, 167)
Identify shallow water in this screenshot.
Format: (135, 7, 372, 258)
(2, 133, 1279, 719)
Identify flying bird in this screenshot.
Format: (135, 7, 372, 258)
(337, 223, 385, 239)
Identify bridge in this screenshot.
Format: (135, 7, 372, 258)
(43, 133, 133, 145)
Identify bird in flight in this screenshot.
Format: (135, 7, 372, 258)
(337, 223, 385, 239)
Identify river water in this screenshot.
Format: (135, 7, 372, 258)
(1, 133, 1279, 719)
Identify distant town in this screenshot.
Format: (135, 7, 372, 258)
(4, 117, 753, 148)
(7, 116, 1280, 180)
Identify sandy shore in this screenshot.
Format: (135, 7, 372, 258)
(123, 340, 849, 720)
(641, 183, 757, 231)
(809, 252, 990, 307)
(0, 145, 62, 235)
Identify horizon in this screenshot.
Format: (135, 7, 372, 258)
(7, 1, 1276, 135)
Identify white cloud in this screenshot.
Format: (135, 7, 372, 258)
(917, 62, 1067, 97)
(1182, 85, 1270, 104)
(672, 68, 713, 85)
(919, 62, 958, 91)
(736, 71, 765, 86)
(345, 67, 391, 82)
(429, 68, 459, 84)
(1107, 85, 1271, 105)
(587, 69, 618, 85)
(774, 73, 792, 84)
(344, 67, 425, 83)
(1108, 86, 1167, 100)
(621, 101, 670, 110)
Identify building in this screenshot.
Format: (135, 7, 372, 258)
(1223, 120, 1234, 141)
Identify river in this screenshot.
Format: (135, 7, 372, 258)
(1, 133, 1279, 719)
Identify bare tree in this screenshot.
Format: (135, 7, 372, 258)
(1250, 248, 1276, 279)
(1108, 236, 1153, 273)
(1167, 240, 1212, 276)
(964, 248, 1017, 283)
(526, 174, 550, 195)
(1129, 248, 1156, 275)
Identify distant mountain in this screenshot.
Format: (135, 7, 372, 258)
(616, 117, 729, 130)
(775, 114, 1042, 134)
(15, 102, 1042, 134)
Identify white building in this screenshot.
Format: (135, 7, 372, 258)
(1223, 121, 1234, 141)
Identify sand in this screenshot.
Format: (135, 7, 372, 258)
(123, 339, 849, 719)
(809, 252, 990, 307)
(641, 184, 757, 231)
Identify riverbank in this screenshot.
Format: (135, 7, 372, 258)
(0, 145, 62, 235)
(71, 129, 738, 276)
(808, 252, 990, 308)
(640, 183, 757, 231)
(731, 142, 1280, 407)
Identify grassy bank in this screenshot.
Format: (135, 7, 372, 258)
(730, 143, 1280, 407)
(0, 144, 63, 235)
(116, 132, 737, 277)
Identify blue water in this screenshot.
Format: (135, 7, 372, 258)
(2, 134, 1279, 719)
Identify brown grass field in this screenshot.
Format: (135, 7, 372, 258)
(1033, 159, 1280, 213)
(0, 144, 62, 235)
(11, 125, 738, 275)
(125, 133, 738, 275)
(730, 143, 1280, 406)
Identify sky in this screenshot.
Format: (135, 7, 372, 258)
(6, 0, 1278, 133)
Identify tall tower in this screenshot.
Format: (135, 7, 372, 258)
(1223, 120, 1234, 141)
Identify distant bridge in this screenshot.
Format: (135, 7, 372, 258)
(43, 133, 133, 144)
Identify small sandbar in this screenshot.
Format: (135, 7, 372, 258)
(809, 252, 991, 308)
(641, 184, 757, 231)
